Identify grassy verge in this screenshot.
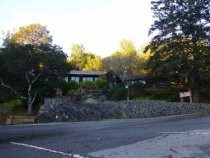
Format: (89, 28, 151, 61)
(145, 88, 180, 102)
(132, 87, 210, 103)
(131, 88, 180, 102)
(0, 99, 26, 125)
(132, 96, 151, 101)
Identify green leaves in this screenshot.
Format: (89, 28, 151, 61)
(103, 40, 146, 75)
(147, 0, 210, 102)
(0, 24, 70, 113)
(69, 44, 103, 71)
(11, 24, 52, 45)
(83, 53, 104, 71)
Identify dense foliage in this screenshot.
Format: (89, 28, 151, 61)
(145, 0, 210, 102)
(103, 40, 146, 75)
(0, 24, 70, 114)
(69, 44, 104, 71)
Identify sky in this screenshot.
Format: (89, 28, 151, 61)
(0, 0, 154, 57)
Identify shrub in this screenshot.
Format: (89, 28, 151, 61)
(95, 77, 107, 89)
(40, 78, 69, 95)
(67, 80, 79, 90)
(0, 99, 24, 108)
(80, 81, 96, 90)
(130, 82, 146, 98)
(132, 96, 150, 101)
(146, 88, 179, 102)
(105, 86, 127, 100)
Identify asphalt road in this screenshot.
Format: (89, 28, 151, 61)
(0, 114, 210, 158)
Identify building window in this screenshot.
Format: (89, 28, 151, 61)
(95, 77, 99, 81)
(82, 77, 94, 82)
(71, 76, 80, 83)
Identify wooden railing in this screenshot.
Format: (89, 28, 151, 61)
(6, 115, 35, 125)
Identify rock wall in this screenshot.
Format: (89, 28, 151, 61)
(37, 98, 210, 123)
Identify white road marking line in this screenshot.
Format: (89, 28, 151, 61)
(10, 142, 88, 158)
(161, 132, 210, 135)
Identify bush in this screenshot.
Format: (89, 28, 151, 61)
(80, 81, 96, 90)
(132, 96, 150, 101)
(0, 99, 24, 108)
(146, 88, 180, 102)
(104, 82, 146, 101)
(67, 80, 79, 90)
(37, 78, 69, 96)
(95, 77, 107, 89)
(105, 86, 127, 100)
(130, 82, 146, 98)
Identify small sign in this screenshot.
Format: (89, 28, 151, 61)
(179, 91, 192, 103)
(179, 91, 191, 97)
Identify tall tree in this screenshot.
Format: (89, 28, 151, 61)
(0, 24, 68, 114)
(69, 44, 104, 71)
(0, 43, 68, 114)
(4, 23, 52, 46)
(69, 44, 86, 70)
(103, 39, 144, 75)
(83, 53, 104, 71)
(146, 0, 210, 102)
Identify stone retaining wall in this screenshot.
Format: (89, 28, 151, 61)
(37, 98, 210, 123)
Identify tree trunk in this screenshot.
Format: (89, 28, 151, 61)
(191, 39, 200, 103)
(25, 71, 41, 115)
(193, 82, 200, 103)
(27, 83, 37, 115)
(27, 99, 33, 115)
(127, 86, 130, 102)
(27, 83, 33, 115)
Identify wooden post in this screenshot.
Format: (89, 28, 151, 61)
(180, 97, 183, 102)
(6, 115, 13, 125)
(189, 90, 192, 103)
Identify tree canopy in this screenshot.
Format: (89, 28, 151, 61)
(103, 39, 146, 75)
(83, 53, 104, 71)
(69, 44, 103, 71)
(3, 24, 52, 46)
(146, 0, 210, 102)
(0, 24, 69, 114)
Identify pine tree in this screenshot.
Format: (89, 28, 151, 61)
(146, 0, 210, 102)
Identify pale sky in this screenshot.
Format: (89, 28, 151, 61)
(0, 0, 153, 57)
